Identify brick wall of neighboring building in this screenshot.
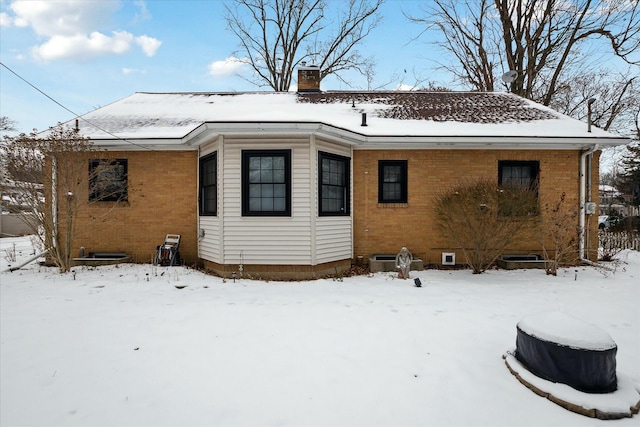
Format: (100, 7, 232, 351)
(352, 149, 600, 264)
(70, 151, 198, 264)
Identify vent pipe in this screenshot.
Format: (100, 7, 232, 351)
(361, 113, 368, 127)
(587, 98, 596, 133)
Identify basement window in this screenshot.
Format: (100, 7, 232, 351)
(89, 159, 128, 202)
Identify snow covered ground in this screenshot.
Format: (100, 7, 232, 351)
(1, 236, 639, 426)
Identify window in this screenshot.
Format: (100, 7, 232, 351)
(378, 160, 408, 203)
(498, 160, 540, 216)
(199, 152, 217, 216)
(242, 150, 291, 216)
(319, 152, 350, 216)
(498, 161, 539, 191)
(89, 159, 127, 202)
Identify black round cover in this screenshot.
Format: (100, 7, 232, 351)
(515, 324, 617, 393)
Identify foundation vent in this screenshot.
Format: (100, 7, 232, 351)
(442, 252, 456, 266)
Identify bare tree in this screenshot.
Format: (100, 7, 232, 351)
(2, 124, 127, 273)
(1, 116, 17, 132)
(0, 117, 18, 186)
(549, 70, 638, 132)
(408, 0, 640, 104)
(224, 0, 383, 91)
(408, 0, 500, 92)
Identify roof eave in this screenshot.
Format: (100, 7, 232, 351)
(86, 121, 631, 150)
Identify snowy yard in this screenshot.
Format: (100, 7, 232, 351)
(1, 236, 639, 426)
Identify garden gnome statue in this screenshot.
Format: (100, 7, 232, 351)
(396, 247, 413, 279)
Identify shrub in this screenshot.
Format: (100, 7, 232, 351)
(538, 192, 579, 275)
(434, 179, 538, 274)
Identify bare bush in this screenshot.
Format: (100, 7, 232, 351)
(2, 124, 126, 272)
(538, 192, 579, 276)
(434, 179, 538, 274)
(4, 243, 17, 263)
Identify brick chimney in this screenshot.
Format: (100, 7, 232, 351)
(297, 64, 320, 93)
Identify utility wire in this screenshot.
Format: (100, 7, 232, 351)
(1, 61, 153, 150)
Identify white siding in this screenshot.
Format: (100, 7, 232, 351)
(315, 219, 352, 262)
(198, 135, 353, 266)
(198, 216, 221, 262)
(314, 139, 353, 263)
(198, 139, 221, 263)
(222, 138, 313, 265)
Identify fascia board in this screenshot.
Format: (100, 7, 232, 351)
(88, 121, 631, 151)
(355, 135, 631, 150)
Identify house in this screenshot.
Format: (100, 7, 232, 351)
(599, 184, 638, 217)
(54, 68, 628, 278)
(598, 184, 625, 216)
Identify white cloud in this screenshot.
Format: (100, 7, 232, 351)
(122, 67, 147, 75)
(9, 0, 119, 36)
(31, 31, 135, 61)
(208, 56, 249, 77)
(5, 0, 161, 61)
(135, 35, 161, 57)
(0, 12, 13, 27)
(132, 0, 151, 24)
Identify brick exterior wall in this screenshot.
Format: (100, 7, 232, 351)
(70, 151, 198, 264)
(353, 149, 600, 265)
(57, 147, 600, 274)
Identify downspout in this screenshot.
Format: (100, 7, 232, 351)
(197, 145, 201, 259)
(51, 156, 58, 255)
(579, 144, 599, 262)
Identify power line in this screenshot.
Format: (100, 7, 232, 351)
(0, 61, 153, 151)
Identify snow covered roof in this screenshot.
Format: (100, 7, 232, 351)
(599, 185, 621, 195)
(73, 91, 629, 148)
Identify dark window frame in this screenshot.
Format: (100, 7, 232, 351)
(498, 160, 540, 216)
(89, 158, 128, 202)
(318, 151, 350, 216)
(498, 160, 540, 191)
(242, 149, 291, 217)
(199, 152, 217, 216)
(378, 160, 408, 203)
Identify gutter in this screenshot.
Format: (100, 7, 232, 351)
(579, 144, 599, 261)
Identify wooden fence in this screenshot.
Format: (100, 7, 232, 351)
(599, 231, 640, 252)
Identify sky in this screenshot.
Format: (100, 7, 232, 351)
(0, 0, 447, 133)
